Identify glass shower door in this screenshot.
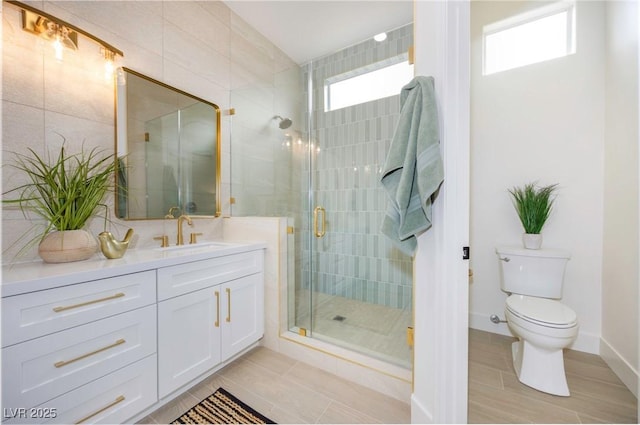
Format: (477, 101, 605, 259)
(284, 24, 415, 368)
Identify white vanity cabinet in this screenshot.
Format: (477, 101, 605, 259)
(157, 251, 264, 398)
(157, 286, 221, 398)
(1, 271, 158, 424)
(1, 242, 266, 424)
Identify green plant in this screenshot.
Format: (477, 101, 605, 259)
(3, 144, 116, 239)
(508, 182, 558, 234)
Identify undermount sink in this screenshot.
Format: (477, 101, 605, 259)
(155, 241, 233, 252)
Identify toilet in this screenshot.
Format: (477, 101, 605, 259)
(496, 245, 579, 396)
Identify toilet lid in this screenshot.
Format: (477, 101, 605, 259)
(506, 295, 577, 328)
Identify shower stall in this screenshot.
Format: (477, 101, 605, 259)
(231, 24, 414, 369)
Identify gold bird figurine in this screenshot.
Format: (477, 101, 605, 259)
(98, 228, 134, 259)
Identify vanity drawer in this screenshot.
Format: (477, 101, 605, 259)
(157, 250, 263, 300)
(2, 270, 156, 347)
(2, 305, 156, 410)
(3, 354, 157, 424)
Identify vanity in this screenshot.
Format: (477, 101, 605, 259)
(1, 242, 265, 424)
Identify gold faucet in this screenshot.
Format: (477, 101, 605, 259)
(165, 206, 181, 219)
(177, 214, 193, 245)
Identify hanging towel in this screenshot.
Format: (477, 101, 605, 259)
(380, 76, 444, 256)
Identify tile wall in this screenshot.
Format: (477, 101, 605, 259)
(1, 1, 298, 264)
(301, 24, 414, 309)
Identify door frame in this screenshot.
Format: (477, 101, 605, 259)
(412, 1, 470, 423)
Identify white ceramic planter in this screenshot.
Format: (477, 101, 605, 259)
(522, 233, 543, 250)
(38, 230, 97, 263)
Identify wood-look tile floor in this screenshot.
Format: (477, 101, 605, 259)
(139, 346, 411, 424)
(468, 329, 638, 424)
(140, 329, 637, 424)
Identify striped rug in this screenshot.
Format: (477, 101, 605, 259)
(171, 388, 276, 424)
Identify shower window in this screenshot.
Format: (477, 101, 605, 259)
(324, 55, 414, 112)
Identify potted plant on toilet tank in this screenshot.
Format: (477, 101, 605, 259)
(508, 181, 558, 249)
(2, 143, 117, 263)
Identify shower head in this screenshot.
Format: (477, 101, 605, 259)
(274, 115, 292, 129)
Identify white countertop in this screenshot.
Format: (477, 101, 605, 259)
(1, 241, 266, 297)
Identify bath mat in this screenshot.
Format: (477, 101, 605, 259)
(171, 387, 276, 424)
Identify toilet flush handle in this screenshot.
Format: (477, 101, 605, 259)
(500, 257, 510, 262)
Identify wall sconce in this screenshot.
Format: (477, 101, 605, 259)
(8, 1, 123, 76)
(27, 14, 78, 61)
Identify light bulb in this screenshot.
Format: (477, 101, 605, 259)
(374, 32, 387, 42)
(103, 49, 116, 80)
(53, 35, 63, 61)
(104, 58, 114, 79)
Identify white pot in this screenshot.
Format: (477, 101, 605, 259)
(522, 233, 543, 250)
(38, 230, 97, 263)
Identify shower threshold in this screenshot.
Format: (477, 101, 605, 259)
(280, 330, 412, 402)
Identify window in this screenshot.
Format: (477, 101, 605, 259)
(324, 56, 414, 112)
(483, 1, 576, 75)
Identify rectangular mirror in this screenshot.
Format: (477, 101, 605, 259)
(115, 67, 221, 220)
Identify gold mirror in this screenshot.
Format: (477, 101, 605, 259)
(115, 67, 221, 220)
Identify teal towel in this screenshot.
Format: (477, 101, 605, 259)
(380, 76, 444, 256)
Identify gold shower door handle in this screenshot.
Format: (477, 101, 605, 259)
(314, 206, 326, 238)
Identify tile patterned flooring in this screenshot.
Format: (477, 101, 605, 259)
(139, 346, 411, 424)
(141, 329, 637, 424)
(468, 329, 638, 424)
(294, 290, 412, 368)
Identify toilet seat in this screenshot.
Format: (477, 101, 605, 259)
(506, 295, 577, 329)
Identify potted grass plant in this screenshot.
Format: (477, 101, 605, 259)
(508, 182, 558, 249)
(3, 144, 116, 263)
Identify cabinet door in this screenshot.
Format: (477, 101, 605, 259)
(221, 273, 264, 361)
(158, 287, 221, 398)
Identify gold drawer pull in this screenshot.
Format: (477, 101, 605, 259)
(226, 287, 231, 322)
(75, 395, 125, 424)
(53, 293, 125, 312)
(214, 291, 220, 327)
(54, 338, 126, 368)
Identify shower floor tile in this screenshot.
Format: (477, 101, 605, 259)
(294, 290, 412, 368)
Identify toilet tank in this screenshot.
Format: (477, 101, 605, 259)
(495, 246, 571, 299)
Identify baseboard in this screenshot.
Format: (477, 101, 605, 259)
(469, 312, 600, 354)
(411, 394, 433, 424)
(600, 337, 639, 398)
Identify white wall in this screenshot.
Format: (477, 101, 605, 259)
(470, 0, 605, 353)
(602, 0, 639, 396)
